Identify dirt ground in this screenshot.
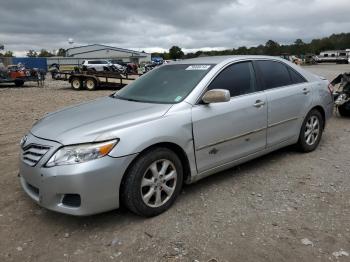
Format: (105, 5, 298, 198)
(0, 64, 349, 262)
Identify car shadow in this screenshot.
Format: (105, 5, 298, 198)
(0, 83, 43, 88)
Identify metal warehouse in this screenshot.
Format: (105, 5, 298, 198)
(66, 44, 151, 63)
(47, 44, 151, 67)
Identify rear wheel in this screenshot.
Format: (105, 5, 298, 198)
(85, 78, 97, 91)
(297, 109, 324, 152)
(121, 148, 183, 217)
(71, 77, 82, 90)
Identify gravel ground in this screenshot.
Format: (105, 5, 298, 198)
(0, 64, 349, 262)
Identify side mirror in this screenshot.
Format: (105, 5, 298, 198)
(202, 89, 230, 104)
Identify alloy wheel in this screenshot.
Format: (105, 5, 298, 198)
(304, 115, 320, 146)
(140, 159, 177, 208)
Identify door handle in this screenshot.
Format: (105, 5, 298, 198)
(302, 88, 310, 95)
(254, 100, 265, 107)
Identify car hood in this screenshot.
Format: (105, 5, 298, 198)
(31, 96, 173, 145)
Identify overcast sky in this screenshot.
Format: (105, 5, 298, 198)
(1, 0, 350, 56)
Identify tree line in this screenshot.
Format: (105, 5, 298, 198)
(1, 32, 349, 59)
(0, 48, 66, 57)
(153, 32, 350, 60)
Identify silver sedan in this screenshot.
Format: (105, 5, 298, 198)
(19, 56, 333, 216)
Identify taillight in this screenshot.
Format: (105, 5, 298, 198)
(328, 83, 334, 94)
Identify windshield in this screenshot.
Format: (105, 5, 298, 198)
(114, 64, 213, 104)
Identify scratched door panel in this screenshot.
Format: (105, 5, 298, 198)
(192, 93, 267, 173)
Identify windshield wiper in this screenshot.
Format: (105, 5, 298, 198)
(112, 94, 142, 102)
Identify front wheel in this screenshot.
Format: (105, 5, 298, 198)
(297, 109, 324, 152)
(121, 148, 183, 217)
(14, 80, 24, 87)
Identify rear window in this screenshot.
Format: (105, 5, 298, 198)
(256, 60, 292, 89)
(288, 68, 306, 84)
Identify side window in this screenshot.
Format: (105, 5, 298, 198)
(256, 60, 292, 89)
(207, 62, 256, 97)
(288, 68, 307, 84)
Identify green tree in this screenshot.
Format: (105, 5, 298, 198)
(292, 39, 306, 55)
(169, 46, 184, 60)
(294, 39, 305, 46)
(236, 46, 248, 55)
(151, 52, 165, 59)
(56, 48, 66, 57)
(264, 40, 280, 55)
(4, 51, 14, 57)
(38, 49, 54, 57)
(27, 50, 38, 57)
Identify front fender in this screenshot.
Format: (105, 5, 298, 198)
(108, 103, 197, 178)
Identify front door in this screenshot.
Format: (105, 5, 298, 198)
(192, 61, 267, 173)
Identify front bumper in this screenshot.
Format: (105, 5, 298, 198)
(19, 133, 136, 216)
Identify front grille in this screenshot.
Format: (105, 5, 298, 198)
(22, 144, 50, 166)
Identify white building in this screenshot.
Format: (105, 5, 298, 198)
(66, 44, 151, 63)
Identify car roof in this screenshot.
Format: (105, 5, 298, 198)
(173, 55, 285, 65)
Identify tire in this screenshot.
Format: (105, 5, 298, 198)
(338, 103, 350, 117)
(14, 80, 24, 87)
(85, 78, 97, 91)
(297, 109, 324, 152)
(71, 77, 82, 90)
(121, 148, 183, 217)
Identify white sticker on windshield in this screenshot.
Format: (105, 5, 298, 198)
(185, 65, 211, 70)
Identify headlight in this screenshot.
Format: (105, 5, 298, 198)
(46, 139, 118, 167)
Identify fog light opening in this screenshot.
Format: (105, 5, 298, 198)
(62, 194, 81, 208)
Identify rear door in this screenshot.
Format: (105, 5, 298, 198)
(254, 60, 312, 146)
(192, 61, 268, 173)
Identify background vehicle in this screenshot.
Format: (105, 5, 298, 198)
(109, 59, 127, 73)
(304, 53, 317, 64)
(0, 63, 44, 86)
(82, 59, 114, 71)
(316, 50, 349, 64)
(19, 56, 333, 217)
(332, 72, 350, 116)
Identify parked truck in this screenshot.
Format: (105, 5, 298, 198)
(0, 62, 44, 87)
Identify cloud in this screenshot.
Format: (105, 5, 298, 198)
(0, 0, 349, 55)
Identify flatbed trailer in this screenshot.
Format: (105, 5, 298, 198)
(52, 70, 141, 90)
